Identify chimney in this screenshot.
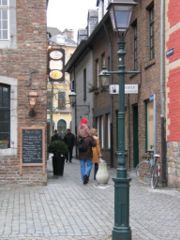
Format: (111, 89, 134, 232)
(87, 10, 98, 36)
(77, 29, 88, 44)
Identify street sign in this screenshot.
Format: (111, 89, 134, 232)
(125, 84, 138, 94)
(166, 48, 174, 57)
(109, 84, 138, 94)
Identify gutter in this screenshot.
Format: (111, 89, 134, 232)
(160, 0, 167, 186)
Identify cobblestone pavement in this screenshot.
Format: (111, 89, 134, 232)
(0, 158, 180, 240)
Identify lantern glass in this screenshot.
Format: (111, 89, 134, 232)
(69, 91, 76, 106)
(108, 1, 136, 32)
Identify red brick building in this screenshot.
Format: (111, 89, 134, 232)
(0, 1, 48, 184)
(166, 0, 180, 186)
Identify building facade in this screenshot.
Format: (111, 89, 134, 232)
(166, 0, 180, 186)
(0, 0, 48, 184)
(66, 0, 169, 181)
(47, 29, 77, 140)
(65, 11, 98, 137)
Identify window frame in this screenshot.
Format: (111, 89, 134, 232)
(0, 0, 9, 40)
(132, 20, 138, 70)
(58, 91, 66, 110)
(0, 76, 17, 155)
(147, 2, 155, 60)
(145, 99, 154, 151)
(83, 68, 87, 101)
(0, 0, 16, 49)
(95, 59, 100, 88)
(0, 83, 10, 148)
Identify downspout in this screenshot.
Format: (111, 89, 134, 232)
(160, 0, 167, 186)
(103, 22, 114, 168)
(73, 65, 78, 158)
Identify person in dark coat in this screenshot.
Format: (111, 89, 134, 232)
(51, 130, 60, 142)
(64, 129, 76, 163)
(77, 124, 96, 184)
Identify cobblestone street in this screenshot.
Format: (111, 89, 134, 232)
(0, 159, 180, 240)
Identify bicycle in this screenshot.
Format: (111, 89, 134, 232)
(136, 151, 160, 189)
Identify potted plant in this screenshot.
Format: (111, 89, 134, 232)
(48, 140, 68, 176)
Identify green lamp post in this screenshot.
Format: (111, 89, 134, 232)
(100, 1, 137, 239)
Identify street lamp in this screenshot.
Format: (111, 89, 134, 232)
(100, 1, 137, 240)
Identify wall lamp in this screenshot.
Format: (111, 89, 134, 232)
(69, 91, 90, 110)
(28, 91, 38, 117)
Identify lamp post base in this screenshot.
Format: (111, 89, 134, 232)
(112, 177, 131, 240)
(112, 227, 131, 240)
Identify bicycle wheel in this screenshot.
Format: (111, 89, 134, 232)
(136, 160, 151, 184)
(151, 165, 159, 189)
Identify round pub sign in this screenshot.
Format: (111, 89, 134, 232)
(48, 48, 65, 82)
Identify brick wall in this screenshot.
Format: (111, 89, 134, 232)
(166, 0, 180, 186)
(0, 0, 48, 185)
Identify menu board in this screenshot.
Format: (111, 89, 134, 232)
(22, 128, 43, 164)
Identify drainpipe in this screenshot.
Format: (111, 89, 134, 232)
(160, 0, 167, 186)
(103, 22, 114, 168)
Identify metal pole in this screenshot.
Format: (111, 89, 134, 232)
(74, 100, 78, 158)
(112, 34, 131, 240)
(50, 82, 54, 139)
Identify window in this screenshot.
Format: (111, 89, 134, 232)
(100, 116, 104, 149)
(0, 0, 8, 40)
(95, 59, 100, 88)
(83, 68, 86, 101)
(71, 79, 75, 92)
(132, 20, 138, 70)
(101, 53, 105, 68)
(105, 113, 111, 149)
(145, 100, 154, 151)
(47, 91, 52, 110)
(57, 119, 66, 138)
(147, 3, 154, 60)
(0, 84, 10, 149)
(0, 0, 16, 48)
(58, 92, 65, 109)
(96, 116, 104, 149)
(0, 77, 17, 155)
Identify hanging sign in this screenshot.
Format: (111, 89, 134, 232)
(48, 48, 65, 82)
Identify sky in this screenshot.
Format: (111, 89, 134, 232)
(47, 0, 97, 38)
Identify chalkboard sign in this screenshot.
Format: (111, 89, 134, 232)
(22, 129, 43, 164)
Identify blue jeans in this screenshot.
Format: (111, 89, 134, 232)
(80, 159, 93, 180)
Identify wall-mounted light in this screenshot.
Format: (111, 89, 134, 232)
(69, 91, 77, 107)
(28, 91, 38, 117)
(99, 66, 111, 88)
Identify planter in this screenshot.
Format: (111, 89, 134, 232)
(48, 140, 68, 176)
(96, 160, 109, 185)
(52, 155, 65, 176)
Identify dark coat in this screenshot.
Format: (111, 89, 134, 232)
(64, 133, 76, 148)
(78, 136, 96, 160)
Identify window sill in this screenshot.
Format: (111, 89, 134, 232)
(144, 59, 156, 70)
(129, 71, 139, 79)
(0, 148, 17, 156)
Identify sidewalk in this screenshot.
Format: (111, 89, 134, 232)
(0, 158, 180, 240)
